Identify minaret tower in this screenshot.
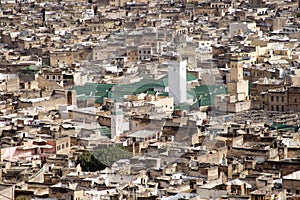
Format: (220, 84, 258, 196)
(168, 56, 187, 105)
(111, 102, 123, 140)
(228, 56, 249, 102)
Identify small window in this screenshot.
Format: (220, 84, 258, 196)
(271, 96, 274, 102)
(282, 96, 284, 102)
(52, 75, 56, 80)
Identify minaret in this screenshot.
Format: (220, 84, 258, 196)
(229, 56, 244, 82)
(168, 56, 187, 105)
(111, 102, 123, 140)
(214, 56, 251, 112)
(228, 56, 249, 102)
(0, 143, 2, 183)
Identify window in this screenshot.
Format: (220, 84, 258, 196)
(52, 75, 56, 80)
(46, 75, 50, 80)
(271, 96, 274, 102)
(282, 96, 284, 102)
(296, 190, 299, 195)
(276, 96, 279, 102)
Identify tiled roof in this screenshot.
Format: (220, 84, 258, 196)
(190, 85, 227, 107)
(72, 83, 115, 104)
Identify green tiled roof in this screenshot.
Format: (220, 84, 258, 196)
(147, 91, 157, 95)
(158, 92, 169, 96)
(72, 77, 224, 108)
(100, 126, 111, 138)
(174, 104, 190, 110)
(160, 73, 198, 87)
(108, 79, 166, 101)
(186, 73, 198, 82)
(190, 85, 227, 107)
(270, 123, 299, 132)
(72, 83, 115, 104)
(76, 94, 87, 101)
(21, 65, 40, 72)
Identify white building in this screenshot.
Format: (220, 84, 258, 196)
(229, 22, 257, 36)
(138, 45, 152, 61)
(111, 102, 123, 139)
(168, 58, 187, 105)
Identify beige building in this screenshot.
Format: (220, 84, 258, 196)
(288, 86, 300, 112)
(228, 57, 249, 102)
(126, 47, 138, 63)
(257, 86, 300, 112)
(283, 170, 300, 195)
(138, 45, 153, 61)
(215, 56, 251, 112)
(145, 95, 174, 114)
(109, 0, 126, 7)
(50, 50, 75, 66)
(268, 88, 288, 112)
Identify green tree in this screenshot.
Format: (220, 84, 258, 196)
(93, 145, 132, 166)
(76, 151, 107, 172)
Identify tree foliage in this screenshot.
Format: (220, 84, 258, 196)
(93, 145, 132, 167)
(76, 151, 107, 172)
